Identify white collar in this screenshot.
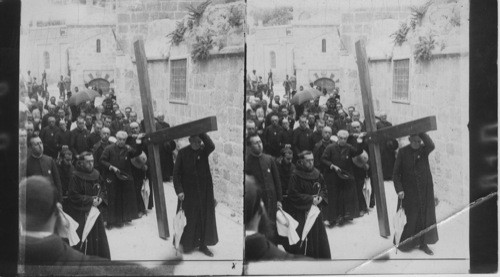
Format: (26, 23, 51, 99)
(245, 230, 257, 236)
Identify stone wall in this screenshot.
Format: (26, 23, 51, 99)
(146, 54, 245, 214)
(20, 24, 117, 89)
(367, 54, 469, 218)
(68, 26, 116, 88)
(115, 0, 207, 56)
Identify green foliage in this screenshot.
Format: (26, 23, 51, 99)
(168, 21, 187, 46)
(191, 35, 214, 62)
(187, 0, 212, 26)
(413, 35, 436, 63)
(228, 5, 244, 28)
(391, 22, 410, 46)
(251, 6, 293, 27)
(409, 1, 431, 29)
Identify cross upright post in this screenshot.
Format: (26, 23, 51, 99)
(134, 40, 170, 239)
(134, 39, 218, 239)
(354, 39, 437, 238)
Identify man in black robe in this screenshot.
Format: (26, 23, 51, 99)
(377, 111, 398, 180)
(39, 116, 60, 159)
(263, 115, 284, 157)
(70, 117, 90, 157)
(311, 119, 325, 146)
(26, 136, 63, 201)
(245, 134, 282, 243)
(287, 151, 331, 259)
(156, 114, 176, 182)
(313, 126, 332, 175)
(173, 133, 218, 256)
(67, 152, 110, 259)
(86, 120, 103, 150)
(393, 133, 438, 255)
(126, 122, 147, 217)
(57, 149, 74, 199)
(292, 115, 313, 161)
(348, 122, 369, 216)
(245, 175, 300, 261)
(321, 130, 362, 225)
(99, 131, 142, 228)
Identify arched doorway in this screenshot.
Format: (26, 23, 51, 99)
(313, 78, 335, 94)
(88, 78, 110, 94)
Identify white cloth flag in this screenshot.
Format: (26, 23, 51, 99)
(276, 209, 300, 245)
(56, 206, 80, 246)
(363, 178, 372, 209)
(173, 208, 187, 251)
(141, 179, 150, 209)
(81, 206, 100, 244)
(301, 205, 320, 242)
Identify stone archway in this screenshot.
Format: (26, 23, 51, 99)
(313, 77, 335, 94)
(88, 78, 110, 94)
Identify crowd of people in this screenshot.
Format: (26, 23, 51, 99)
(244, 73, 438, 260)
(20, 70, 220, 264)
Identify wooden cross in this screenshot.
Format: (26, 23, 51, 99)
(354, 40, 437, 237)
(134, 40, 218, 239)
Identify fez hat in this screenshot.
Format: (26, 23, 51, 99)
(352, 150, 369, 168)
(131, 151, 147, 169)
(115, 170, 131, 181)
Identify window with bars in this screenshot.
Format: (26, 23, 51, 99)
(170, 59, 187, 102)
(392, 59, 410, 102)
(43, 51, 50, 69)
(270, 51, 276, 69)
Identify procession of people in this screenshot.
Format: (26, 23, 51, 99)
(20, 70, 219, 263)
(244, 70, 438, 260)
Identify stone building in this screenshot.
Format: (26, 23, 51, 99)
(20, 0, 117, 92)
(247, 0, 416, 92)
(248, 0, 469, 218)
(114, 0, 245, 214)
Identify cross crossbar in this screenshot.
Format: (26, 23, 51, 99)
(145, 116, 218, 145)
(367, 116, 437, 143)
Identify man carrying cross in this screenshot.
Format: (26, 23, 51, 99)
(393, 133, 438, 255)
(173, 133, 218, 257)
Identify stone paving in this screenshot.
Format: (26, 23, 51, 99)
(245, 180, 469, 275)
(106, 181, 243, 275)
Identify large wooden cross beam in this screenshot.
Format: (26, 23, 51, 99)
(354, 40, 437, 237)
(134, 40, 218, 239)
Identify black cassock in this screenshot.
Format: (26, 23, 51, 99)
(156, 121, 176, 182)
(100, 143, 142, 225)
(377, 120, 398, 180)
(245, 153, 283, 243)
(287, 167, 331, 259)
(67, 168, 110, 259)
(173, 134, 218, 252)
(321, 142, 362, 222)
(393, 133, 438, 250)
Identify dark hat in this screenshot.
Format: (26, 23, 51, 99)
(20, 176, 58, 230)
(115, 170, 131, 181)
(335, 168, 354, 180)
